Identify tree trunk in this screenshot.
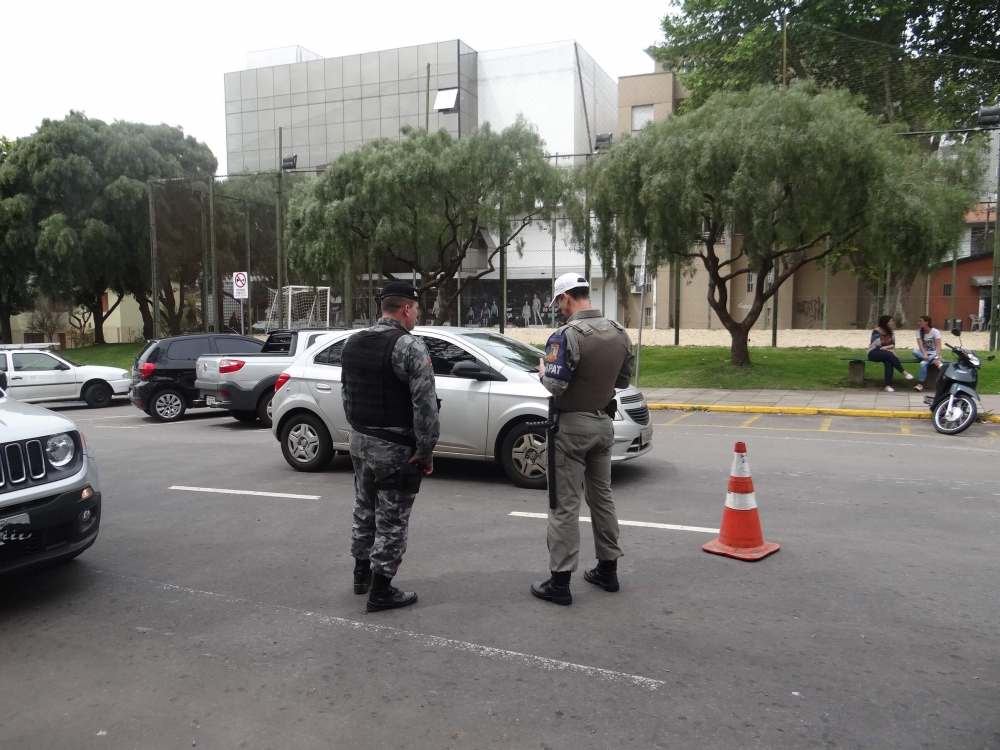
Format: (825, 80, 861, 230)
(0, 308, 12, 344)
(90, 302, 107, 345)
(890, 272, 916, 328)
(127, 282, 154, 340)
(729, 325, 751, 366)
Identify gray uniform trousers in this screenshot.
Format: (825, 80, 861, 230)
(350, 445, 416, 579)
(547, 410, 623, 572)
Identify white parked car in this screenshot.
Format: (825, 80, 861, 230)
(270, 327, 652, 488)
(0, 344, 130, 408)
(0, 372, 102, 574)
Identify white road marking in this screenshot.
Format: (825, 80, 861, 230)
(509, 511, 718, 534)
(91, 425, 140, 429)
(169, 485, 321, 500)
(95, 569, 665, 691)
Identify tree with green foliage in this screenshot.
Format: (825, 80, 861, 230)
(286, 120, 565, 325)
(0, 113, 216, 343)
(652, 0, 1000, 129)
(577, 84, 980, 365)
(0, 135, 37, 343)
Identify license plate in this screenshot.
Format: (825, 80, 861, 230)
(206, 396, 216, 406)
(641, 427, 652, 446)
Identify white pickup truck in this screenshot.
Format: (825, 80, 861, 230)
(194, 329, 339, 428)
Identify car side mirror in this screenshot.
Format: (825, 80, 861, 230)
(451, 361, 487, 380)
(0, 372, 7, 391)
(951, 327, 961, 337)
(56, 363, 71, 371)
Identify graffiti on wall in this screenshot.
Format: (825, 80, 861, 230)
(795, 297, 825, 322)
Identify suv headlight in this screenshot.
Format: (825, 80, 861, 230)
(46, 433, 75, 467)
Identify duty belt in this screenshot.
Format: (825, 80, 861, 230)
(351, 425, 417, 448)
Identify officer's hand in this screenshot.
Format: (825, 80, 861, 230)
(409, 455, 434, 475)
(538, 357, 546, 379)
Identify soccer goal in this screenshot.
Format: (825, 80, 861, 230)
(259, 286, 331, 331)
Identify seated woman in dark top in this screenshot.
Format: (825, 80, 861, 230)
(867, 315, 914, 392)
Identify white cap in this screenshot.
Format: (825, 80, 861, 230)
(549, 272, 590, 308)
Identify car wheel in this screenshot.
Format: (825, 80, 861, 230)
(150, 389, 186, 422)
(501, 422, 548, 490)
(280, 413, 334, 472)
(83, 381, 113, 408)
(231, 410, 258, 423)
(257, 389, 275, 428)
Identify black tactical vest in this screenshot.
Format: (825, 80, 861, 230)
(341, 327, 414, 430)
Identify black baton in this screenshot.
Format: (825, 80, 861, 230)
(530, 397, 560, 510)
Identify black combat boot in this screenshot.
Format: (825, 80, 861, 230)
(530, 571, 572, 605)
(367, 572, 418, 612)
(353, 558, 372, 595)
(583, 559, 619, 592)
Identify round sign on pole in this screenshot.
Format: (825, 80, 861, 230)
(233, 271, 248, 299)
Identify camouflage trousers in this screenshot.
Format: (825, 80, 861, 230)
(350, 454, 416, 579)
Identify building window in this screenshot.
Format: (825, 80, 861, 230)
(746, 272, 755, 293)
(644, 307, 652, 326)
(943, 283, 952, 297)
(631, 104, 654, 131)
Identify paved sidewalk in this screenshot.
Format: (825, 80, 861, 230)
(641, 387, 1000, 416)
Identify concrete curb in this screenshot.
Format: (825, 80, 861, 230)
(647, 403, 1000, 423)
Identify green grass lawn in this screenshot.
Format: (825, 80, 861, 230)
(633, 346, 1000, 394)
(62, 341, 999, 394)
(62, 343, 145, 371)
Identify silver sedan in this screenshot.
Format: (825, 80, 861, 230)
(270, 327, 652, 487)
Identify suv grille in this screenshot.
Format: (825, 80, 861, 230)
(1, 435, 78, 495)
(26, 440, 46, 480)
(620, 392, 644, 404)
(625, 405, 650, 425)
(4, 444, 26, 484)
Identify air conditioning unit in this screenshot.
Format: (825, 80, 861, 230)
(630, 281, 652, 294)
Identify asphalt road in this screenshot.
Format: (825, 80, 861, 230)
(3, 400, 1000, 749)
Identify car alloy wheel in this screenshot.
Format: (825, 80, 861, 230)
(155, 392, 183, 420)
(511, 432, 547, 480)
(287, 423, 320, 463)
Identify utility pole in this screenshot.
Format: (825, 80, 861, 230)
(950, 246, 958, 327)
(781, 9, 788, 88)
(425, 64, 431, 131)
(635, 240, 648, 385)
(673, 258, 681, 346)
(209, 176, 217, 333)
(276, 126, 284, 331)
(200, 193, 209, 333)
(147, 182, 160, 339)
(991, 132, 1000, 350)
(499, 209, 507, 334)
(244, 200, 251, 333)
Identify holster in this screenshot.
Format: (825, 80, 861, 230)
(375, 462, 424, 494)
(604, 399, 617, 419)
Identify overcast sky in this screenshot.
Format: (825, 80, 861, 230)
(1, 0, 670, 174)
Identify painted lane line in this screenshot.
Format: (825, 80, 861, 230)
(655, 428, 1000, 453)
(509, 511, 718, 534)
(820, 417, 833, 432)
(169, 485, 321, 500)
(739, 414, 762, 428)
(95, 569, 665, 691)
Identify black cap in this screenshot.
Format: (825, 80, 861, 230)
(379, 281, 420, 301)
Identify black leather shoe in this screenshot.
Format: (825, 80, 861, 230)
(367, 585, 418, 612)
(353, 567, 372, 595)
(583, 562, 620, 592)
(530, 575, 572, 606)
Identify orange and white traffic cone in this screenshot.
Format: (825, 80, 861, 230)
(702, 441, 779, 561)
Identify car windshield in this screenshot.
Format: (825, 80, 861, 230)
(459, 333, 541, 372)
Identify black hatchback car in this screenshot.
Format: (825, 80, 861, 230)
(130, 334, 263, 422)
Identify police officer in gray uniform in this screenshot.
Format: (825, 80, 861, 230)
(341, 282, 440, 612)
(531, 273, 634, 605)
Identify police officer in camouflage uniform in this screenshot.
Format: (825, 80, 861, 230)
(531, 273, 634, 606)
(341, 281, 440, 612)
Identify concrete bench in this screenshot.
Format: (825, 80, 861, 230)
(841, 356, 942, 387)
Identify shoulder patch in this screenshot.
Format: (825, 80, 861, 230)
(543, 331, 572, 382)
